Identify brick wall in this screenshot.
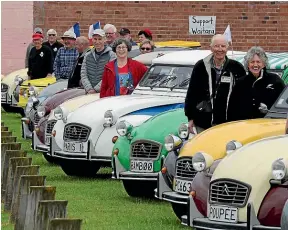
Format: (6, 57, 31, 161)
(34, 1, 288, 52)
(1, 1, 33, 74)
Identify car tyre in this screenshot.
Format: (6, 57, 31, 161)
(2, 104, 16, 113)
(59, 160, 100, 177)
(171, 203, 187, 220)
(122, 180, 157, 198)
(42, 153, 59, 164)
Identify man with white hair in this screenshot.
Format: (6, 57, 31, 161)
(103, 23, 117, 47)
(43, 29, 63, 62)
(27, 33, 53, 80)
(67, 36, 91, 88)
(185, 34, 246, 133)
(53, 30, 78, 80)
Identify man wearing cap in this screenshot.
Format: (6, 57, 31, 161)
(119, 28, 137, 46)
(53, 31, 78, 80)
(67, 36, 91, 88)
(25, 27, 43, 68)
(43, 29, 63, 63)
(81, 29, 116, 94)
(27, 33, 53, 80)
(138, 29, 153, 42)
(103, 24, 117, 47)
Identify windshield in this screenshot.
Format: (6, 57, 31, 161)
(275, 87, 288, 109)
(39, 80, 68, 97)
(139, 65, 193, 89)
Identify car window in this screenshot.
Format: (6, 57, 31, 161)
(275, 87, 288, 109)
(139, 65, 193, 89)
(39, 80, 68, 97)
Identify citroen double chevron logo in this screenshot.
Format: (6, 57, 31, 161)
(140, 144, 146, 153)
(185, 162, 192, 171)
(222, 184, 230, 196)
(72, 127, 77, 135)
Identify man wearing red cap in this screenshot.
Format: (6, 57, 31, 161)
(27, 33, 53, 80)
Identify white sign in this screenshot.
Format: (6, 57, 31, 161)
(189, 16, 216, 35)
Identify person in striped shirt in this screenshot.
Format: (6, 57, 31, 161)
(53, 31, 78, 80)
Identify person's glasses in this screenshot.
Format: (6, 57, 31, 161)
(48, 34, 56, 36)
(116, 46, 127, 50)
(105, 32, 115, 35)
(141, 47, 151, 51)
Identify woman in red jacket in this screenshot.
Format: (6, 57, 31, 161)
(100, 38, 147, 98)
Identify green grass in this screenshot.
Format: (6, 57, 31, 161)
(1, 111, 188, 230)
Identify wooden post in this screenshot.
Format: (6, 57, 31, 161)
(1, 126, 8, 131)
(14, 175, 46, 230)
(48, 218, 83, 230)
(35, 200, 68, 230)
(1, 121, 4, 126)
(1, 142, 21, 179)
(2, 150, 27, 201)
(10, 165, 40, 223)
(1, 131, 12, 137)
(1, 136, 16, 143)
(4, 157, 32, 212)
(24, 186, 56, 230)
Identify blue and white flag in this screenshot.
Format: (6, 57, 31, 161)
(69, 22, 80, 37)
(88, 21, 101, 39)
(223, 25, 232, 43)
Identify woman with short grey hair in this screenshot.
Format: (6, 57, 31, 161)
(228, 46, 285, 121)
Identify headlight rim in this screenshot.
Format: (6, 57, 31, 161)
(272, 158, 287, 180)
(178, 123, 189, 139)
(37, 105, 46, 118)
(104, 110, 114, 126)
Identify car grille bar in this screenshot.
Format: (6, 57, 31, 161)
(63, 123, 90, 142)
(209, 180, 250, 207)
(175, 157, 197, 180)
(34, 112, 40, 126)
(131, 140, 161, 159)
(45, 120, 57, 136)
(1, 83, 8, 92)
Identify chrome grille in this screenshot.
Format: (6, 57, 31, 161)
(175, 157, 197, 180)
(63, 124, 90, 142)
(131, 140, 161, 159)
(209, 180, 250, 207)
(34, 112, 40, 126)
(46, 120, 56, 135)
(1, 84, 8, 92)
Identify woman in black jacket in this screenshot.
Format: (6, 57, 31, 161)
(227, 46, 285, 121)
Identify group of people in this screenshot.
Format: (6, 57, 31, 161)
(26, 26, 285, 128)
(26, 24, 155, 98)
(185, 34, 285, 134)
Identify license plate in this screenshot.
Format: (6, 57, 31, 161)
(209, 205, 238, 223)
(130, 160, 153, 172)
(174, 178, 192, 194)
(63, 141, 86, 153)
(1, 92, 6, 100)
(45, 135, 51, 145)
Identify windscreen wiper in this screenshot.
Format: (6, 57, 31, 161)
(169, 78, 190, 91)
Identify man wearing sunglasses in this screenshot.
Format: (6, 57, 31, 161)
(139, 39, 154, 54)
(43, 29, 63, 63)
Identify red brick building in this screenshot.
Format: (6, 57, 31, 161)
(34, 1, 288, 51)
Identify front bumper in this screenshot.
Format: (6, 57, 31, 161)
(32, 131, 49, 153)
(51, 136, 111, 163)
(21, 118, 32, 139)
(183, 197, 281, 230)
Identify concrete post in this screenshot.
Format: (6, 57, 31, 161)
(2, 150, 27, 201)
(1, 131, 12, 137)
(24, 186, 56, 230)
(1, 136, 17, 143)
(14, 175, 46, 230)
(2, 126, 8, 131)
(4, 157, 31, 211)
(35, 200, 68, 230)
(1, 142, 21, 179)
(48, 218, 82, 230)
(10, 165, 40, 223)
(1, 121, 4, 126)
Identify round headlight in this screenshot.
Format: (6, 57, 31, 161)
(272, 158, 287, 180)
(29, 86, 36, 96)
(178, 123, 189, 139)
(54, 106, 64, 120)
(226, 140, 243, 154)
(37, 106, 46, 118)
(104, 110, 113, 125)
(14, 76, 23, 86)
(116, 121, 127, 136)
(192, 152, 206, 172)
(164, 135, 175, 152)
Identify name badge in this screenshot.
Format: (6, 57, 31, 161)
(78, 63, 82, 66)
(221, 76, 231, 83)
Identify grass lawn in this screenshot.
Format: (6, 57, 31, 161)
(1, 110, 189, 230)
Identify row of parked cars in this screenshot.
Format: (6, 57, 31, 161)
(2, 42, 288, 229)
